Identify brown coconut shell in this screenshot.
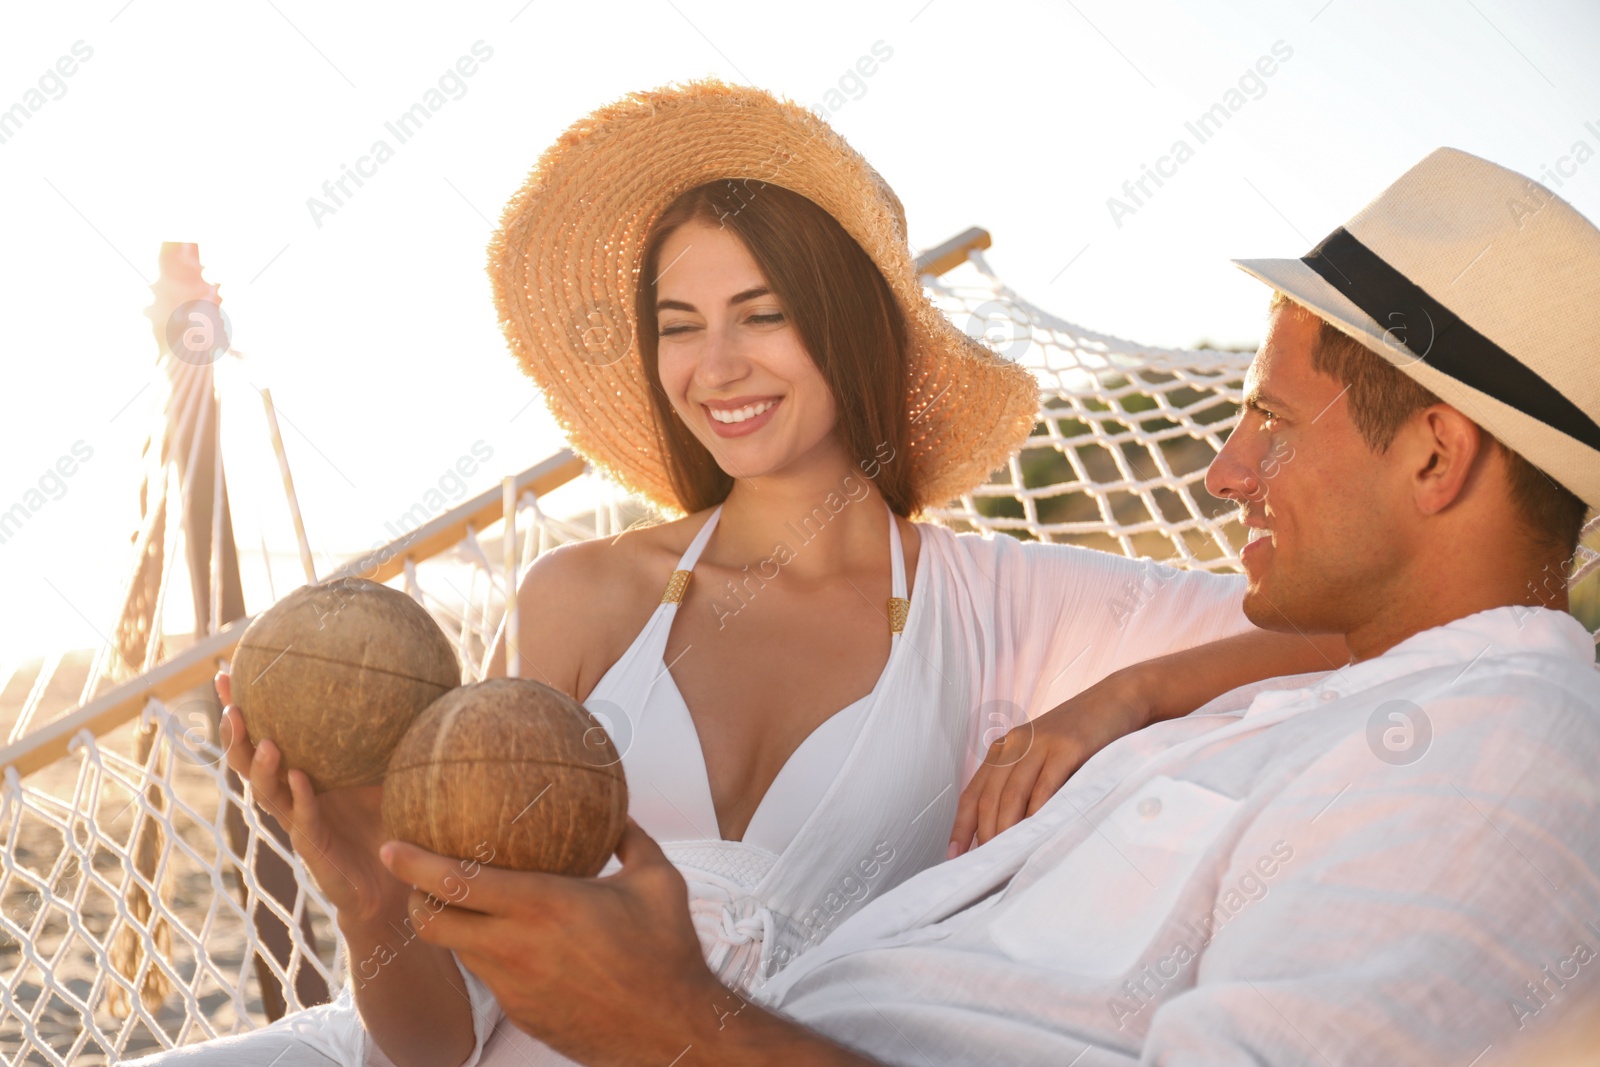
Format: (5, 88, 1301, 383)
(230, 577, 461, 792)
(382, 678, 629, 876)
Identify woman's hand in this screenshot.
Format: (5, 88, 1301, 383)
(946, 628, 1350, 858)
(218, 670, 407, 925)
(948, 672, 1151, 858)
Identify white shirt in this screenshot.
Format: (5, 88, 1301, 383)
(757, 605, 1600, 1066)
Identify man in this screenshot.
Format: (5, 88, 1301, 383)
(384, 147, 1600, 1065)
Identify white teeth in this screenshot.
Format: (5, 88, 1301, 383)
(709, 400, 776, 424)
(1247, 527, 1268, 542)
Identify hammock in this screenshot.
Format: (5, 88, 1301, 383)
(1, 231, 1595, 1064)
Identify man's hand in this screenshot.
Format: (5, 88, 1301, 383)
(380, 819, 733, 1062)
(949, 672, 1149, 857)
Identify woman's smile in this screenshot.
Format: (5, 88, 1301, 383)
(703, 395, 783, 437)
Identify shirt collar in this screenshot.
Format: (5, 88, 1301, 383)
(1305, 604, 1594, 703)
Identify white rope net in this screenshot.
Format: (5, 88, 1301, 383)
(924, 251, 1254, 568)
(3, 249, 1597, 1063)
(1, 709, 338, 1063)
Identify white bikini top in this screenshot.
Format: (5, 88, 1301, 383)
(582, 501, 909, 855)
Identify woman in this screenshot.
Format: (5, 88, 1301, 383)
(142, 81, 1342, 1067)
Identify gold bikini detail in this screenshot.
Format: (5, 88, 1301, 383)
(661, 570, 909, 634)
(887, 597, 910, 635)
(661, 569, 692, 605)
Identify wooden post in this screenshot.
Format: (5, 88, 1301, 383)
(144, 242, 329, 1018)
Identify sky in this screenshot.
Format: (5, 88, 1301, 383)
(1, 0, 1597, 662)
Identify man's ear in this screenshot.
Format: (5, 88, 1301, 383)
(1406, 403, 1485, 516)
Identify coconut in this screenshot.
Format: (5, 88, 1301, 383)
(230, 577, 461, 792)
(382, 678, 629, 876)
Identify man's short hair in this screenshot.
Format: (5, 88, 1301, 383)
(1269, 290, 1589, 557)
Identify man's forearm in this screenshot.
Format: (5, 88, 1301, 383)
(1122, 627, 1348, 726)
(342, 901, 478, 1067)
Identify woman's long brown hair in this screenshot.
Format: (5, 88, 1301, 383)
(634, 180, 916, 516)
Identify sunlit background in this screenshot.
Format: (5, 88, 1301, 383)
(2, 0, 1597, 661)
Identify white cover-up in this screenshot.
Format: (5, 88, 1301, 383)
(130, 516, 1249, 1066)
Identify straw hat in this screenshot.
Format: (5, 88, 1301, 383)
(1234, 147, 1600, 510)
(486, 78, 1039, 515)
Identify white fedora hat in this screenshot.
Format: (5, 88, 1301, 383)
(1233, 147, 1600, 511)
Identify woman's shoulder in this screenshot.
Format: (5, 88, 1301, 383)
(907, 520, 1028, 568)
(903, 520, 1026, 605)
(512, 511, 717, 697)
(521, 510, 713, 605)
(906, 521, 1134, 595)
(912, 521, 1118, 564)
(911, 523, 1246, 611)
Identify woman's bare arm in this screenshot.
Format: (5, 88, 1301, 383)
(338, 902, 479, 1066)
(1132, 626, 1349, 722)
(349, 542, 606, 1065)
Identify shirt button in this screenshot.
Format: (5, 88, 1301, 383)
(1319, 690, 1338, 703)
(1137, 796, 1162, 818)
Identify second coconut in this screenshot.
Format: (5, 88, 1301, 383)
(383, 678, 629, 876)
